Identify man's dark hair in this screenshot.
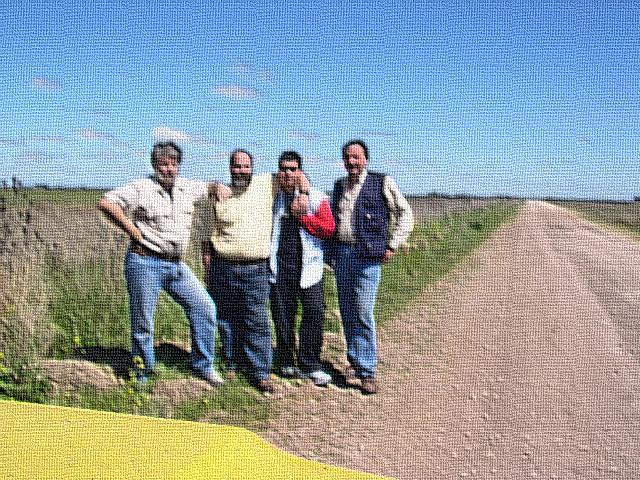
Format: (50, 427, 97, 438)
(342, 139, 369, 160)
(278, 151, 302, 169)
(151, 141, 182, 165)
(230, 149, 254, 167)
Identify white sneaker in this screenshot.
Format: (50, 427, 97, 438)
(304, 370, 332, 386)
(196, 370, 224, 387)
(280, 366, 301, 378)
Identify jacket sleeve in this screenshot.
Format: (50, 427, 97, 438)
(299, 198, 336, 240)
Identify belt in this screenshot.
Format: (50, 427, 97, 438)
(130, 243, 181, 262)
(212, 251, 268, 265)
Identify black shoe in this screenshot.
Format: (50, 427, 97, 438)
(255, 378, 274, 394)
(361, 377, 378, 395)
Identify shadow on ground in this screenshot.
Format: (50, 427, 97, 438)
(73, 343, 192, 379)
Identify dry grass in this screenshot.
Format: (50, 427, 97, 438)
(552, 200, 640, 237)
(0, 204, 52, 361)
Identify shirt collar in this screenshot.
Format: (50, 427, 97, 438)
(150, 175, 186, 194)
(348, 169, 368, 187)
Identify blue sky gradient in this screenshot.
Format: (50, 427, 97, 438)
(1, 0, 638, 199)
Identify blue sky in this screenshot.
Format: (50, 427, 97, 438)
(1, 0, 638, 199)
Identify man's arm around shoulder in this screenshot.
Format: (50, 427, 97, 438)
(298, 194, 335, 240)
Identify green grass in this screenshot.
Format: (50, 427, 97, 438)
(44, 254, 198, 357)
(552, 200, 640, 238)
(51, 385, 163, 417)
(50, 374, 270, 429)
(173, 382, 271, 428)
(0, 352, 51, 403)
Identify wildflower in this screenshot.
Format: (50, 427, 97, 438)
(132, 356, 145, 370)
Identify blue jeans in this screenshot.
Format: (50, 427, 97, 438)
(334, 244, 381, 379)
(208, 257, 272, 381)
(124, 250, 217, 380)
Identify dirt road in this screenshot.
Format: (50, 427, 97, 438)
(262, 201, 640, 479)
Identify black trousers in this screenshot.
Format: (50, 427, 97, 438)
(270, 271, 325, 372)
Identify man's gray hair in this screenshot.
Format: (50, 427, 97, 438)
(151, 142, 182, 165)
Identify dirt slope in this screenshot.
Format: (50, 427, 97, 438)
(262, 201, 640, 479)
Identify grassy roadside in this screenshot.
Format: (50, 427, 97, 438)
(1, 200, 521, 427)
(552, 200, 640, 239)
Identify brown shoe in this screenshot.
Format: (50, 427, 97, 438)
(344, 367, 359, 385)
(255, 379, 274, 394)
(361, 377, 378, 395)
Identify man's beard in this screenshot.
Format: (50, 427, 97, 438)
(231, 173, 252, 188)
(156, 173, 176, 189)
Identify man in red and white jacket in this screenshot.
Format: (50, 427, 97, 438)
(269, 151, 335, 386)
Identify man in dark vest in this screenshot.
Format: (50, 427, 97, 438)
(330, 140, 414, 394)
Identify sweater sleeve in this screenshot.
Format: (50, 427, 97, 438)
(299, 198, 336, 240)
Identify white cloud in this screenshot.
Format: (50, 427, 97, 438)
(356, 130, 395, 138)
(78, 129, 113, 141)
(302, 155, 323, 164)
(232, 63, 252, 75)
(191, 135, 216, 147)
(152, 126, 192, 142)
(213, 85, 261, 100)
(31, 135, 64, 143)
(257, 69, 274, 82)
(231, 64, 273, 82)
(289, 130, 319, 142)
(208, 151, 230, 160)
(31, 77, 62, 91)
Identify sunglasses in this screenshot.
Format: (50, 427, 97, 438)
(278, 166, 298, 172)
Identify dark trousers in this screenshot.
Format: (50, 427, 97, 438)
(208, 257, 272, 381)
(270, 272, 325, 373)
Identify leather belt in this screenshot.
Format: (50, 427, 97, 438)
(130, 243, 181, 262)
(212, 251, 268, 265)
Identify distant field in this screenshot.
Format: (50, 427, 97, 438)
(551, 200, 640, 237)
(407, 195, 503, 222)
(0, 187, 104, 207)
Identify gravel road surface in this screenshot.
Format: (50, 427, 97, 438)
(262, 201, 640, 479)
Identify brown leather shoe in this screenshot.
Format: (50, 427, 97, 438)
(361, 377, 378, 395)
(255, 379, 274, 394)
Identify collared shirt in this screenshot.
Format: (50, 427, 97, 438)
(104, 176, 208, 257)
(209, 173, 275, 261)
(335, 169, 414, 251)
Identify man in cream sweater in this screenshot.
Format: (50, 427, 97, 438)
(202, 149, 308, 393)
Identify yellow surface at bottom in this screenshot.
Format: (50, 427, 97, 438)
(0, 400, 383, 479)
